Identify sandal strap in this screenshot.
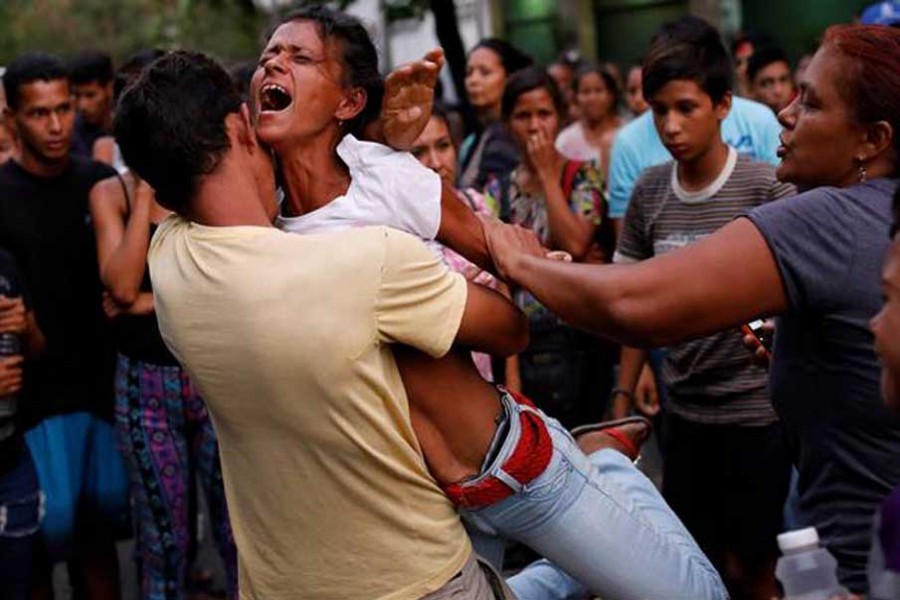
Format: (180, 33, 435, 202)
(602, 427, 640, 460)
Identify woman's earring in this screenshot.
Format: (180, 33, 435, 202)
(855, 156, 868, 183)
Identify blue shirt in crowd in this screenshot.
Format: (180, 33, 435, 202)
(607, 96, 782, 218)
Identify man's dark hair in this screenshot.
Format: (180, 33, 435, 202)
(271, 4, 383, 136)
(642, 16, 733, 104)
(3, 53, 68, 110)
(113, 48, 166, 101)
(114, 51, 242, 214)
(471, 38, 534, 76)
(747, 46, 790, 83)
(501, 66, 567, 122)
(68, 51, 114, 86)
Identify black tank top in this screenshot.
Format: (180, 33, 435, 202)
(113, 222, 179, 365)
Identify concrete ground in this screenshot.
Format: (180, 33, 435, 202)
(52, 483, 227, 600)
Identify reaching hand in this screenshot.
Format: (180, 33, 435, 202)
(381, 48, 444, 151)
(0, 296, 26, 336)
(741, 319, 774, 368)
(0, 355, 23, 397)
(479, 214, 545, 281)
(634, 364, 660, 417)
(101, 292, 124, 320)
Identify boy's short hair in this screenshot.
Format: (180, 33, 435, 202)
(642, 16, 733, 104)
(3, 53, 68, 110)
(114, 51, 242, 214)
(747, 46, 790, 83)
(68, 51, 114, 86)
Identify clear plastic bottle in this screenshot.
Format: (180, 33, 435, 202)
(775, 527, 849, 600)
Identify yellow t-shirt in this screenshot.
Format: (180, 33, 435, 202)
(149, 217, 472, 600)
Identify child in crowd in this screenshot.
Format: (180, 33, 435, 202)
(610, 16, 795, 599)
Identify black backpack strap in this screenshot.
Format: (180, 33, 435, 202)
(498, 171, 512, 223)
(459, 188, 479, 212)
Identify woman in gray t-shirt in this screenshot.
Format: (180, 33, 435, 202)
(485, 23, 900, 594)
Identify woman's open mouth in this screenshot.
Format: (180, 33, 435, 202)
(259, 83, 293, 113)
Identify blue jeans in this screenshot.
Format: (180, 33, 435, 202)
(0, 444, 43, 600)
(460, 393, 727, 599)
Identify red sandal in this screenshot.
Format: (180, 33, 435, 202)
(570, 416, 653, 461)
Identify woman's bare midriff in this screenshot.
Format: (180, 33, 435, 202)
(392, 345, 504, 485)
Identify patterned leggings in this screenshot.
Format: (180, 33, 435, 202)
(115, 354, 237, 600)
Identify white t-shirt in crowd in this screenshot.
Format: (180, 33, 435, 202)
(555, 121, 601, 163)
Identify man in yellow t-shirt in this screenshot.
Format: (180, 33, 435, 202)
(116, 53, 528, 599)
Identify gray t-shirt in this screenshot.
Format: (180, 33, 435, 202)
(617, 152, 794, 426)
(747, 178, 900, 593)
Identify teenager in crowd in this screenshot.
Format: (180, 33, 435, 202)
(68, 51, 114, 158)
(546, 51, 581, 124)
(748, 46, 796, 113)
(485, 23, 900, 595)
(555, 64, 624, 178)
(609, 18, 795, 598)
(625, 65, 648, 117)
(731, 32, 762, 98)
(458, 38, 532, 189)
(607, 23, 781, 232)
(0, 52, 126, 600)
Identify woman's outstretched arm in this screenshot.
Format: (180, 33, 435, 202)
(483, 216, 789, 347)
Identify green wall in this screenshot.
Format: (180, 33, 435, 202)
(741, 0, 870, 60)
(503, 0, 560, 64)
(592, 0, 688, 67)
(503, 0, 873, 71)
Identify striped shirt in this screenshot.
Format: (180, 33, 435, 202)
(616, 148, 795, 425)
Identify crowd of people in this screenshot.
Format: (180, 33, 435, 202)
(1, 2, 900, 599)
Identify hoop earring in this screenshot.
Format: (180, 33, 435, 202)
(855, 156, 868, 183)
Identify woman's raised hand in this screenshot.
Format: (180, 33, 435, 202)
(526, 128, 559, 183)
(380, 48, 444, 150)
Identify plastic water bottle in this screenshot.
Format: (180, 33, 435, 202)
(0, 275, 21, 404)
(776, 527, 849, 600)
